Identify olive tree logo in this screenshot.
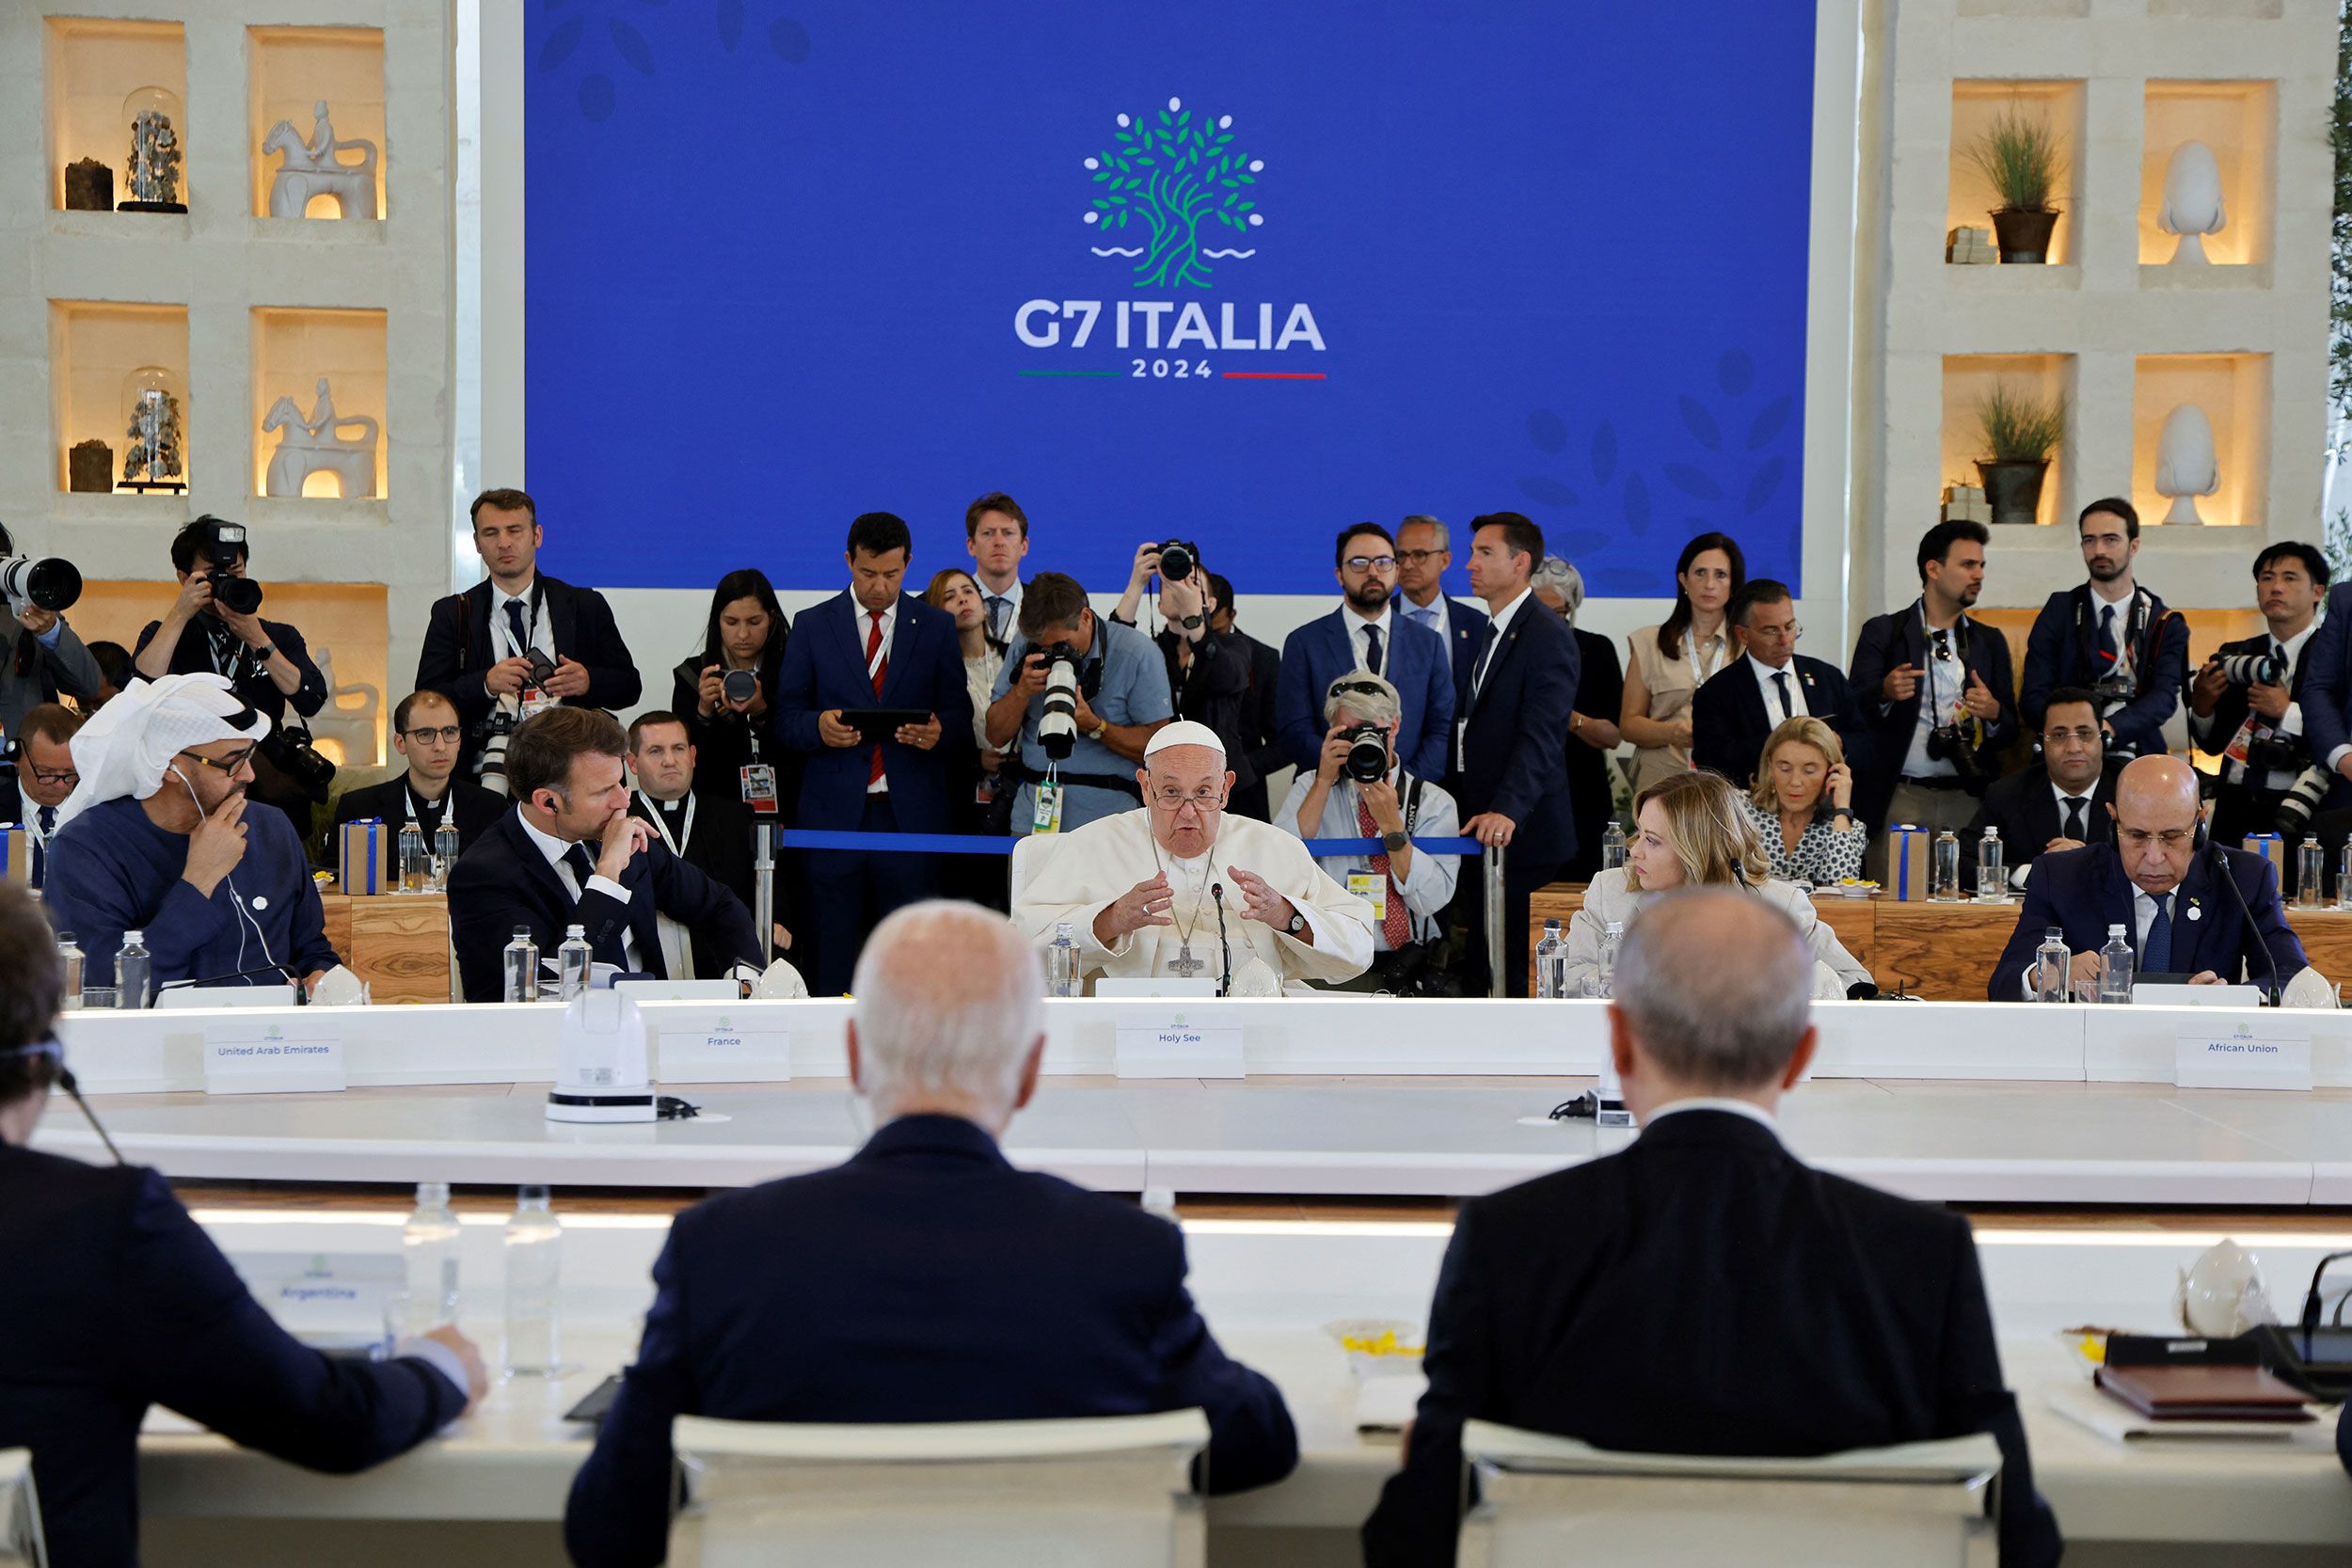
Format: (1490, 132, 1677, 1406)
(1082, 97, 1264, 290)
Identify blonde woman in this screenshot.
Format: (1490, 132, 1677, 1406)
(1740, 717, 1866, 886)
(1564, 769, 1870, 998)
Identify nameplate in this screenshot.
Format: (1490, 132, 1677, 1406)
(1115, 1012, 1245, 1080)
(2174, 1023, 2312, 1093)
(202, 1022, 346, 1094)
(654, 1006, 792, 1084)
(232, 1250, 403, 1334)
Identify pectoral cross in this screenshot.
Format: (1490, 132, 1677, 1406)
(1169, 943, 1205, 979)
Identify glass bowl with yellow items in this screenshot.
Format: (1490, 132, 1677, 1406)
(1325, 1318, 1426, 1380)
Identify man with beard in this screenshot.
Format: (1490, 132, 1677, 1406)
(1275, 523, 1453, 781)
(2020, 498, 2190, 759)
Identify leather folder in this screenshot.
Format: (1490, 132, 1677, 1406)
(2094, 1363, 2314, 1422)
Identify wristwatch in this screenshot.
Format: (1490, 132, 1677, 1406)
(250, 642, 276, 660)
(1180, 613, 1204, 629)
(1285, 908, 1308, 936)
(1381, 829, 1410, 853)
(1088, 719, 1108, 741)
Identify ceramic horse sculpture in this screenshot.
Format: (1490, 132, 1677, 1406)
(264, 381, 379, 499)
(263, 102, 377, 220)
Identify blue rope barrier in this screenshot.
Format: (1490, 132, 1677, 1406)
(775, 830, 1485, 857)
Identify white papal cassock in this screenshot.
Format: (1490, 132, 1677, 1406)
(1014, 808, 1375, 990)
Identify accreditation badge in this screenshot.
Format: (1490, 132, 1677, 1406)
(1032, 780, 1064, 835)
(739, 763, 778, 815)
(1346, 871, 1388, 921)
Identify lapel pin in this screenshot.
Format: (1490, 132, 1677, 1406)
(2186, 896, 2201, 922)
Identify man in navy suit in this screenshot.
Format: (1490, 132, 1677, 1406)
(2018, 499, 2190, 759)
(1989, 754, 2309, 1001)
(1691, 578, 1862, 787)
(1450, 513, 1580, 997)
(565, 901, 1297, 1567)
(446, 706, 764, 1001)
(1365, 890, 2059, 1568)
(1394, 515, 1490, 713)
(1278, 522, 1453, 780)
(0, 882, 488, 1566)
(2281, 563, 2352, 815)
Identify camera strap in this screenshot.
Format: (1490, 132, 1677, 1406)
(2074, 585, 2150, 690)
(491, 583, 547, 665)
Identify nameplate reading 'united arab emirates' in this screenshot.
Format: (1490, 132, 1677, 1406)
(1116, 1013, 1245, 1080)
(202, 1022, 346, 1095)
(2174, 1022, 2312, 1092)
(653, 1006, 792, 1085)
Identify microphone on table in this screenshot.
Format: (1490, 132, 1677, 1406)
(158, 964, 305, 1001)
(2207, 837, 2279, 1004)
(1210, 882, 1233, 999)
(56, 1065, 123, 1165)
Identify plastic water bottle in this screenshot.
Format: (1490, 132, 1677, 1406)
(2297, 839, 2325, 911)
(1595, 921, 1626, 999)
(502, 1184, 562, 1377)
(1599, 821, 1628, 873)
(1534, 919, 1566, 1000)
(502, 927, 539, 1003)
(2339, 842, 2352, 911)
(398, 822, 426, 894)
(117, 929, 151, 1010)
(2033, 927, 2071, 1004)
(56, 932, 83, 1011)
(2097, 923, 2135, 1005)
(556, 924, 592, 1001)
(1977, 828, 2005, 902)
(433, 821, 462, 892)
(1046, 922, 1081, 998)
(401, 1180, 461, 1330)
(1931, 830, 1962, 900)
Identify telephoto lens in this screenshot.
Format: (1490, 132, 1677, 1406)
(1037, 657, 1081, 761)
(0, 554, 82, 612)
(2215, 649, 2286, 688)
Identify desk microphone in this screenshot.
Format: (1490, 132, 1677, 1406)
(1209, 882, 1233, 999)
(158, 963, 305, 1000)
(2206, 839, 2279, 1004)
(56, 1067, 122, 1165)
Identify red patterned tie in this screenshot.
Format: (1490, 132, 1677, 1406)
(865, 610, 888, 785)
(1357, 794, 1410, 948)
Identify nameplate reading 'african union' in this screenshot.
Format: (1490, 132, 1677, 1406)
(202, 1023, 347, 1095)
(653, 1007, 792, 1085)
(2174, 1024, 2312, 1093)
(1116, 1013, 1245, 1081)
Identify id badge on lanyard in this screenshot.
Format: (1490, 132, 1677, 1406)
(740, 763, 779, 814)
(1032, 776, 1064, 835)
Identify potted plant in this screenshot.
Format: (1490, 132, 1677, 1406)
(1963, 107, 2064, 263)
(1974, 381, 2066, 525)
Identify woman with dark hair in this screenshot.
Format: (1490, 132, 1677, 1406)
(1619, 531, 1745, 794)
(925, 566, 1011, 908)
(670, 568, 792, 812)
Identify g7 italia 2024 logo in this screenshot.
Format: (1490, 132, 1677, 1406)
(1014, 97, 1326, 381)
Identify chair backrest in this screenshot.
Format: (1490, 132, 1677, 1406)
(1456, 1422, 2001, 1568)
(0, 1449, 46, 1568)
(666, 1409, 1208, 1568)
(1009, 832, 1058, 908)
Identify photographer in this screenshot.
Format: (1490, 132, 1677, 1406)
(2019, 498, 2190, 757)
(1276, 524, 1453, 782)
(986, 571, 1172, 836)
(1207, 573, 1284, 821)
(669, 567, 792, 816)
(1110, 543, 1260, 814)
(1273, 672, 1461, 992)
(132, 518, 329, 840)
(2189, 542, 2329, 847)
(0, 523, 103, 776)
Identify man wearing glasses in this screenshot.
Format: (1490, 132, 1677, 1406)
(330, 689, 504, 868)
(1276, 523, 1454, 782)
(1692, 578, 1862, 788)
(1392, 515, 1490, 709)
(43, 673, 339, 997)
(9, 704, 81, 888)
(1989, 754, 2311, 1001)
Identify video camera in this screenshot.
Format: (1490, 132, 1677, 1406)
(194, 520, 263, 615)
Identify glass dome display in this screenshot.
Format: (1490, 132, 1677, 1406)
(119, 85, 185, 212)
(119, 364, 186, 492)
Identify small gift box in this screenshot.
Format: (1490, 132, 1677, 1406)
(0, 824, 29, 882)
(2241, 832, 2284, 879)
(338, 817, 391, 895)
(1885, 824, 1931, 903)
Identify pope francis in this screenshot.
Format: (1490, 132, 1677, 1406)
(1013, 721, 1375, 990)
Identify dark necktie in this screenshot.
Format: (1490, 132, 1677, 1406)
(1363, 623, 1384, 675)
(2062, 796, 2086, 842)
(1772, 670, 1792, 721)
(987, 596, 1009, 641)
(31, 805, 52, 885)
(1470, 623, 1499, 702)
(505, 598, 530, 658)
(2097, 605, 2120, 674)
(563, 842, 597, 892)
(2143, 893, 2173, 974)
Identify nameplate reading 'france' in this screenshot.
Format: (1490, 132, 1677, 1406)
(202, 1023, 347, 1095)
(1116, 1014, 1245, 1081)
(653, 1007, 792, 1085)
(2174, 1024, 2312, 1093)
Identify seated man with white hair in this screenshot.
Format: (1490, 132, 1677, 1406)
(1273, 670, 1461, 990)
(565, 900, 1298, 1567)
(1012, 719, 1375, 991)
(1364, 889, 2060, 1568)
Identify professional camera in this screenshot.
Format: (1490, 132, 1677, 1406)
(195, 520, 263, 615)
(478, 712, 516, 795)
(722, 668, 758, 705)
(2276, 765, 2334, 837)
(2089, 673, 2137, 707)
(1343, 723, 1390, 784)
(1924, 721, 1992, 784)
(0, 553, 81, 614)
(2245, 733, 2309, 776)
(1034, 641, 1083, 761)
(260, 718, 336, 802)
(2214, 648, 2287, 689)
(1154, 540, 1200, 582)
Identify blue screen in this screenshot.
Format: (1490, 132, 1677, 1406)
(524, 2, 1818, 597)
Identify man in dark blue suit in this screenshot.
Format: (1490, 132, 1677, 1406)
(446, 706, 765, 1002)
(2291, 576, 2352, 814)
(566, 901, 1297, 1567)
(1989, 755, 2310, 1001)
(1450, 514, 1580, 997)
(774, 512, 974, 995)
(0, 882, 487, 1566)
(2017, 499, 2190, 759)
(1394, 514, 1490, 714)
(1691, 578, 1863, 787)
(1278, 522, 1453, 781)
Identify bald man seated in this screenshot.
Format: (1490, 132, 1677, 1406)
(1363, 891, 2060, 1568)
(1989, 754, 2313, 1001)
(564, 901, 1297, 1567)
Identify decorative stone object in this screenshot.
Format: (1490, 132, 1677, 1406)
(262, 101, 377, 221)
(63, 158, 113, 212)
(263, 377, 379, 499)
(1946, 226, 1996, 264)
(67, 439, 113, 493)
(1940, 483, 1989, 524)
(2153, 404, 2219, 526)
(2157, 141, 2225, 265)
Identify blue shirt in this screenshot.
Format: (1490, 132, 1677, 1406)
(43, 795, 338, 988)
(992, 617, 1173, 833)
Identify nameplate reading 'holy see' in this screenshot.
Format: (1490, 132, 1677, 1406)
(1116, 1014, 1246, 1080)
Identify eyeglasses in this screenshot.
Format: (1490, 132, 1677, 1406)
(1151, 786, 1227, 815)
(178, 744, 258, 774)
(403, 725, 463, 744)
(2117, 828, 2196, 850)
(1751, 622, 1804, 641)
(1342, 556, 1398, 573)
(26, 765, 76, 787)
(2043, 725, 2101, 745)
(1394, 549, 1443, 565)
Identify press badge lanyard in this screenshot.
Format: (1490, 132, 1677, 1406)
(636, 789, 694, 856)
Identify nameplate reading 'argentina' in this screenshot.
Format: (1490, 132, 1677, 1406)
(202, 1023, 347, 1095)
(2173, 1024, 2312, 1093)
(1116, 1012, 1245, 1081)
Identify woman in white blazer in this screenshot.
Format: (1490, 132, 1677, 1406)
(1564, 768, 1872, 999)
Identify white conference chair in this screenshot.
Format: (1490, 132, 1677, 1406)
(0, 1449, 46, 1568)
(665, 1409, 1208, 1568)
(1456, 1422, 2001, 1568)
(1008, 832, 1059, 908)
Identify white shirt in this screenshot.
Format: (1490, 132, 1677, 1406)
(516, 810, 644, 972)
(490, 579, 555, 662)
(2088, 581, 2140, 697)
(978, 578, 1023, 643)
(1270, 765, 1463, 950)
(1470, 588, 1534, 702)
(1643, 1097, 1779, 1132)
(1401, 594, 1454, 667)
(635, 789, 699, 981)
(855, 598, 899, 795)
(1748, 655, 1807, 722)
(1342, 601, 1395, 677)
(2007, 780, 2100, 889)
(1899, 609, 1970, 780)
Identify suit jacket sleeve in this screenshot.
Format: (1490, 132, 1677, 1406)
(2018, 596, 2067, 735)
(118, 1167, 467, 1473)
(930, 619, 975, 766)
(446, 839, 525, 1002)
(1142, 1219, 1298, 1496)
(2107, 611, 2188, 753)
(1409, 638, 1454, 784)
(292, 872, 340, 977)
(270, 619, 329, 719)
(566, 1224, 696, 1568)
(1979, 628, 2020, 754)
(2303, 592, 2352, 767)
(40, 619, 103, 702)
(1486, 626, 1579, 829)
(1988, 864, 2064, 1001)
(648, 839, 763, 973)
(1247, 644, 1285, 784)
(415, 594, 495, 722)
(1689, 672, 1737, 780)
(2191, 648, 2250, 754)
(569, 587, 643, 711)
(1274, 629, 1322, 772)
(1363, 1201, 1496, 1568)
(2236, 856, 2310, 990)
(1848, 614, 1897, 719)
(1934, 1217, 2063, 1568)
(772, 615, 824, 755)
